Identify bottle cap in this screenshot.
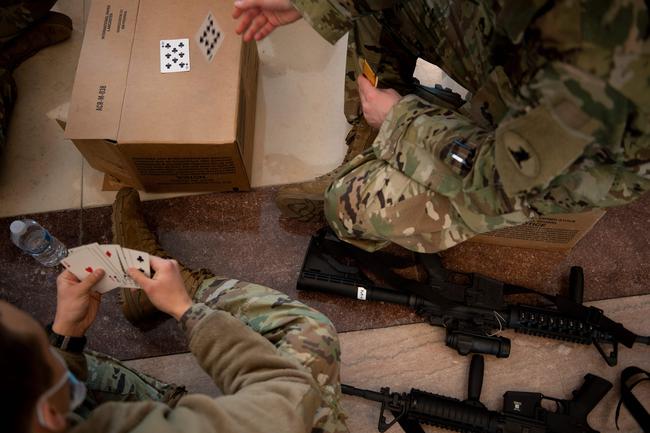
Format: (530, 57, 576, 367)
(10, 220, 27, 236)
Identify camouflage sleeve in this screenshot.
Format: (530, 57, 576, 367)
(56, 348, 88, 381)
(81, 303, 322, 433)
(289, 0, 352, 44)
(182, 301, 321, 402)
(179, 302, 212, 336)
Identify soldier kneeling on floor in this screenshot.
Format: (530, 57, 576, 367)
(234, 0, 650, 254)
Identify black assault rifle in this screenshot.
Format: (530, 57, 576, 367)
(343, 355, 612, 433)
(297, 229, 650, 366)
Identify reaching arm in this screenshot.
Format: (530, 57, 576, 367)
(232, 0, 357, 43)
(75, 302, 321, 433)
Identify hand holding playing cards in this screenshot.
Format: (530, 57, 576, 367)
(128, 256, 192, 321)
(232, 0, 301, 41)
(358, 75, 402, 129)
(53, 269, 105, 337)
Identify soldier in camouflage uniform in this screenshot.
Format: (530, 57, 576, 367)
(0, 0, 72, 151)
(69, 278, 346, 433)
(57, 187, 346, 432)
(233, 0, 650, 253)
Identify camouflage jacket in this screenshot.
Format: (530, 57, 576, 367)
(67, 304, 322, 433)
(292, 0, 649, 231)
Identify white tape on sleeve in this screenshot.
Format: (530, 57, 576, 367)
(357, 286, 367, 300)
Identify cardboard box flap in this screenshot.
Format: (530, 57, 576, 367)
(117, 0, 241, 144)
(65, 0, 139, 140)
(470, 209, 605, 250)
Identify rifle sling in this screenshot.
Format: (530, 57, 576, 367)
(615, 366, 650, 431)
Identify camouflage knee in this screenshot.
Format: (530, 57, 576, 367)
(195, 277, 341, 385)
(324, 152, 484, 252)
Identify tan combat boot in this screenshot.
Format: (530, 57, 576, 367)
(112, 188, 214, 327)
(275, 120, 378, 222)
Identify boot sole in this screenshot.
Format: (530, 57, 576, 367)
(275, 192, 325, 223)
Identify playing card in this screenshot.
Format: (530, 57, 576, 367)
(84, 244, 127, 288)
(194, 12, 223, 63)
(88, 244, 122, 277)
(61, 247, 121, 294)
(94, 244, 137, 287)
(112, 246, 139, 288)
(124, 248, 151, 277)
(160, 38, 190, 73)
(359, 57, 378, 87)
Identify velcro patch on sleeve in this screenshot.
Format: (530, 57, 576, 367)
(495, 104, 592, 197)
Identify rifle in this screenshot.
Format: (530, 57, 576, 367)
(343, 355, 612, 433)
(297, 229, 650, 365)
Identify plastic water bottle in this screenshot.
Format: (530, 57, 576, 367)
(10, 219, 68, 267)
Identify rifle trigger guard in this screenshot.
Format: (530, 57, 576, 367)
(378, 392, 407, 433)
(593, 339, 618, 367)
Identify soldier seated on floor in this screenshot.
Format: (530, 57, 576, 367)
(0, 256, 347, 433)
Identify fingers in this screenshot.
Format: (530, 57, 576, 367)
(357, 75, 372, 104)
(58, 269, 80, 284)
(149, 255, 169, 271)
(244, 13, 268, 41)
(232, 6, 244, 19)
(149, 256, 179, 273)
(132, 257, 180, 290)
(233, 0, 257, 9)
(128, 267, 151, 290)
(255, 21, 276, 40)
(233, 0, 275, 10)
(78, 269, 105, 291)
(235, 8, 260, 35)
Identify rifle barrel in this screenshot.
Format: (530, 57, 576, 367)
(637, 335, 650, 345)
(341, 384, 388, 403)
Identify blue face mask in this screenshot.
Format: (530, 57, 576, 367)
(36, 347, 87, 428)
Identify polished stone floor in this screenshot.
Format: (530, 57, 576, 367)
(126, 294, 650, 433)
(2, 189, 648, 359)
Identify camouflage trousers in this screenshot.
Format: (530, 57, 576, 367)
(326, 5, 493, 254)
(76, 277, 347, 433)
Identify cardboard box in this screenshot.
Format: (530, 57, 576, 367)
(469, 209, 605, 251)
(65, 0, 258, 192)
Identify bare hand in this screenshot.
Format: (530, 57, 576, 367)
(358, 75, 402, 129)
(128, 256, 192, 321)
(232, 0, 302, 42)
(53, 269, 104, 337)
